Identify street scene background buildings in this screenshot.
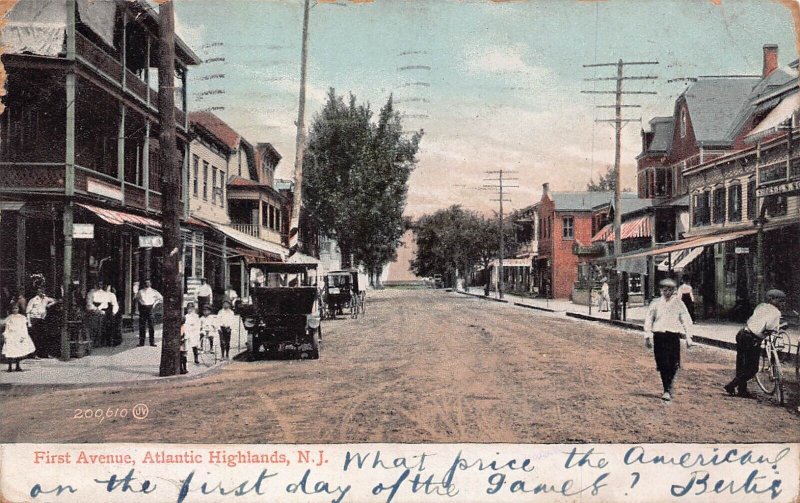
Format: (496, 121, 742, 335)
(0, 0, 799, 448)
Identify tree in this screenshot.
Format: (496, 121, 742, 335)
(586, 165, 616, 192)
(303, 90, 422, 280)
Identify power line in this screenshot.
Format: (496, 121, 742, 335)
(483, 169, 519, 300)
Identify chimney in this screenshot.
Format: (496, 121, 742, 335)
(763, 44, 778, 78)
(542, 182, 550, 198)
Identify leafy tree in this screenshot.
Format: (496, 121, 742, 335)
(303, 90, 422, 283)
(586, 165, 617, 192)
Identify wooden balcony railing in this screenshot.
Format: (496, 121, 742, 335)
(0, 163, 65, 191)
(230, 223, 283, 243)
(76, 32, 186, 129)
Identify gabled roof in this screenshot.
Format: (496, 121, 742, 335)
(592, 192, 654, 216)
(189, 111, 241, 153)
(550, 191, 614, 212)
(680, 77, 760, 145)
(727, 68, 794, 140)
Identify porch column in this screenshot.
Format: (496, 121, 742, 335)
(257, 199, 263, 238)
(61, 0, 77, 361)
(648, 213, 656, 301)
(183, 142, 190, 219)
(145, 36, 151, 105)
(118, 104, 126, 204)
(16, 214, 25, 293)
(143, 121, 150, 206)
(222, 236, 229, 290)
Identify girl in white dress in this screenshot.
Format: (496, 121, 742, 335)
(3, 303, 36, 372)
(183, 303, 202, 364)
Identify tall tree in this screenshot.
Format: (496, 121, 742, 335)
(303, 90, 422, 276)
(586, 165, 616, 192)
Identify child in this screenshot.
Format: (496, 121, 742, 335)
(179, 322, 188, 375)
(200, 305, 216, 353)
(216, 300, 236, 360)
(2, 303, 36, 372)
(183, 303, 201, 364)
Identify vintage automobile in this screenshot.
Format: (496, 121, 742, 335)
(236, 262, 321, 360)
(321, 270, 357, 319)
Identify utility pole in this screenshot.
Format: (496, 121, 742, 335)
(582, 59, 657, 320)
(289, 0, 311, 257)
(157, 0, 181, 377)
(484, 170, 518, 299)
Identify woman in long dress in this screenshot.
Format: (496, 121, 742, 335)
(3, 303, 36, 372)
(677, 277, 695, 322)
(183, 303, 202, 364)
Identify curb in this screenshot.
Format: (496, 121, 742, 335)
(512, 302, 556, 313)
(566, 312, 644, 331)
(456, 290, 509, 303)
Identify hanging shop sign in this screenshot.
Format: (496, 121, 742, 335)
(73, 223, 95, 239)
(139, 235, 163, 248)
(735, 247, 750, 254)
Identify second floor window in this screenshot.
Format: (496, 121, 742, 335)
(727, 184, 742, 222)
(212, 167, 218, 203)
(192, 155, 199, 197)
(747, 179, 757, 220)
(693, 191, 710, 226)
(562, 216, 574, 239)
(202, 161, 209, 200)
(765, 194, 787, 218)
(713, 187, 726, 224)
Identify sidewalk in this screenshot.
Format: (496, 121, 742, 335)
(460, 287, 799, 353)
(0, 319, 248, 387)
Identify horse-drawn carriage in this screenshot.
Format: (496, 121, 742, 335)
(320, 270, 367, 319)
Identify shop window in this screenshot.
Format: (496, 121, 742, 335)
(713, 187, 725, 224)
(192, 155, 199, 197)
(562, 216, 574, 239)
(764, 194, 787, 218)
(746, 179, 756, 220)
(727, 184, 742, 222)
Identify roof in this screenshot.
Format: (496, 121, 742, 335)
(189, 111, 241, 152)
(646, 117, 674, 152)
(550, 191, 614, 212)
(727, 68, 794, 139)
(227, 176, 260, 187)
(746, 90, 800, 142)
(592, 192, 653, 216)
(681, 77, 760, 144)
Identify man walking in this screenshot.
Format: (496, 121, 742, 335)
(197, 278, 213, 311)
(644, 278, 694, 402)
(724, 289, 786, 398)
(26, 287, 56, 358)
(135, 279, 162, 347)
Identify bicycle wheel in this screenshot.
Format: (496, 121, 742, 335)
(755, 347, 777, 395)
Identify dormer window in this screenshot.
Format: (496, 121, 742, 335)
(679, 107, 687, 138)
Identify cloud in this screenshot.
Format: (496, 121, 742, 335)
(174, 11, 206, 50)
(465, 45, 552, 81)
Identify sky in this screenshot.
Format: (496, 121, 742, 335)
(173, 0, 798, 217)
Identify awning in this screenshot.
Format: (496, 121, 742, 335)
(591, 216, 651, 243)
(657, 246, 704, 272)
(746, 92, 800, 143)
(286, 251, 320, 265)
(78, 203, 161, 227)
(204, 221, 287, 262)
(622, 228, 757, 260)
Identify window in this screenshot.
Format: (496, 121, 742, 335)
(192, 155, 199, 197)
(693, 191, 710, 226)
(218, 174, 224, 207)
(202, 161, 209, 200)
(713, 187, 726, 224)
(765, 195, 787, 218)
(212, 167, 218, 203)
(655, 167, 668, 197)
(746, 179, 756, 220)
(562, 216, 574, 239)
(727, 184, 742, 222)
(680, 107, 687, 138)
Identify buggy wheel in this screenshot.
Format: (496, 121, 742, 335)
(350, 297, 358, 319)
(755, 348, 777, 395)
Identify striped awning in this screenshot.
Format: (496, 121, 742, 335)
(77, 203, 161, 227)
(592, 216, 651, 243)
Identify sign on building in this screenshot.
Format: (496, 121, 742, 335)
(139, 235, 163, 248)
(73, 223, 95, 239)
(756, 179, 800, 198)
(735, 247, 750, 254)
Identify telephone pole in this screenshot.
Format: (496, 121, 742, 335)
(157, 0, 181, 377)
(484, 170, 518, 299)
(582, 59, 657, 320)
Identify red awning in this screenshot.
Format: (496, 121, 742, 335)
(592, 216, 651, 243)
(77, 203, 161, 227)
(622, 228, 758, 259)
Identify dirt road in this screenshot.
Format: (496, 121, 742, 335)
(1, 289, 798, 443)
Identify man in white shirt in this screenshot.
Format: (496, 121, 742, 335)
(644, 278, 694, 402)
(197, 278, 213, 311)
(26, 287, 56, 358)
(135, 279, 162, 347)
(724, 289, 786, 398)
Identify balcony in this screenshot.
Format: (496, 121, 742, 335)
(75, 32, 186, 130)
(230, 223, 283, 244)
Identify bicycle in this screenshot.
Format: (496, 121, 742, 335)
(197, 332, 218, 366)
(755, 326, 789, 406)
